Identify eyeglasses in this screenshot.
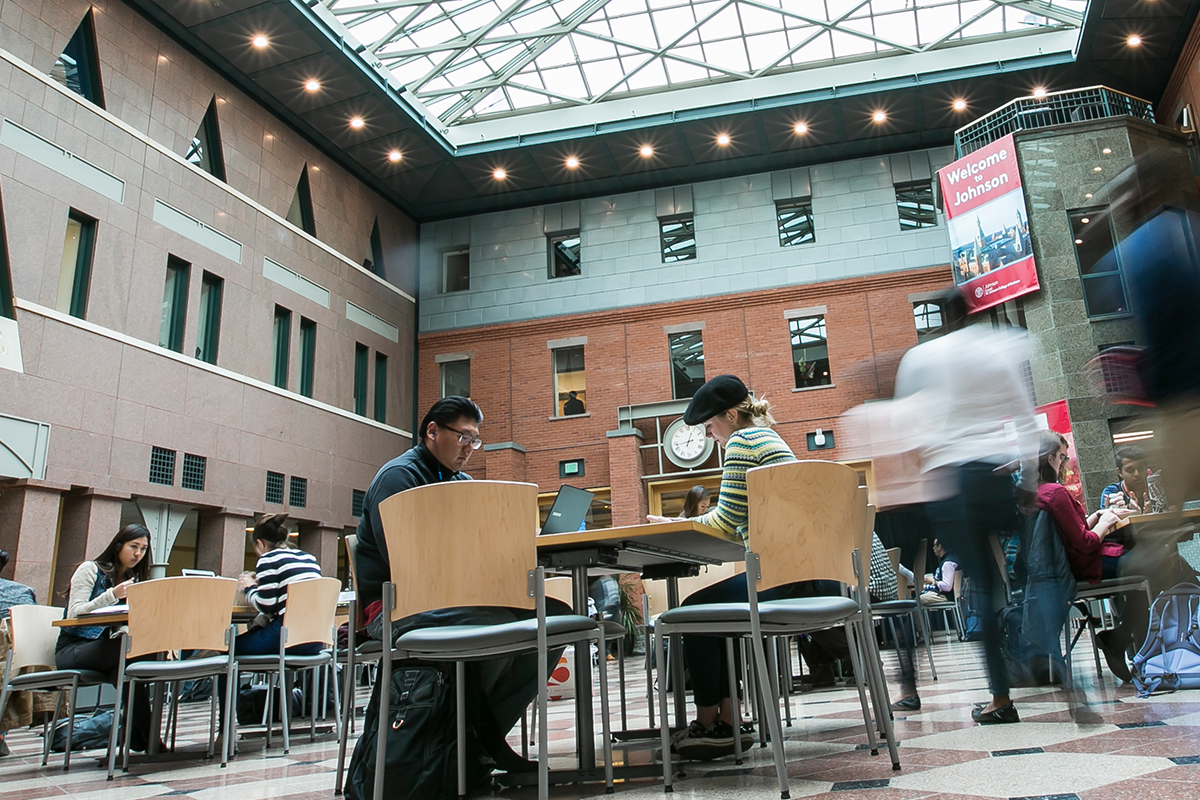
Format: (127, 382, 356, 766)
(439, 424, 483, 450)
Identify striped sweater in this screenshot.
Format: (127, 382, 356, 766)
(243, 547, 321, 617)
(694, 427, 796, 543)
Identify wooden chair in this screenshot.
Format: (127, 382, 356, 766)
(653, 461, 900, 799)
(0, 606, 108, 771)
(375, 480, 613, 800)
(233, 576, 341, 754)
(334, 534, 383, 795)
(108, 576, 238, 779)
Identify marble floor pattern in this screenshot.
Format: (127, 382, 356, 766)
(5, 637, 1200, 800)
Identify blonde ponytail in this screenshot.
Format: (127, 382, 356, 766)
(734, 395, 776, 428)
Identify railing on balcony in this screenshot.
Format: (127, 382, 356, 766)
(953, 86, 1156, 157)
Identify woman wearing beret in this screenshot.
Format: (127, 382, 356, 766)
(648, 374, 840, 760)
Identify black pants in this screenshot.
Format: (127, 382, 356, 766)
(56, 635, 153, 745)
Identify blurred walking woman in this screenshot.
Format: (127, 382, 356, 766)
(56, 524, 156, 750)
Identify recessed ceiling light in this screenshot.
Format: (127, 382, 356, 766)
(1094, 166, 1102, 172)
(794, 122, 808, 134)
(252, 35, 269, 48)
(639, 145, 653, 157)
(493, 168, 507, 180)
(1081, 217, 1090, 223)
(304, 80, 320, 92)
(350, 117, 364, 129)
(716, 133, 731, 146)
(388, 150, 402, 163)
(953, 99, 967, 111)
(1102, 147, 1112, 154)
(872, 110, 887, 123)
(1075, 238, 1083, 244)
(1127, 35, 1142, 47)
(1085, 193, 1094, 199)
(1033, 87, 1047, 98)
(565, 156, 579, 169)
(158, 55, 167, 62)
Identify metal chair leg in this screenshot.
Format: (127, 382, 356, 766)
(725, 638, 743, 765)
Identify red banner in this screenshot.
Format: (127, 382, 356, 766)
(938, 134, 1040, 313)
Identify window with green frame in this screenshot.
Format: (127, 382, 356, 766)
(186, 98, 227, 182)
(50, 10, 105, 108)
(299, 317, 316, 398)
(0, 190, 13, 320)
(374, 352, 387, 423)
(196, 272, 222, 364)
(56, 210, 96, 320)
(272, 306, 291, 389)
(158, 256, 189, 353)
(354, 343, 368, 416)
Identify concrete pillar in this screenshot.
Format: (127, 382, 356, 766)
(53, 491, 126, 601)
(0, 480, 66, 603)
(298, 522, 341, 577)
(606, 428, 647, 528)
(195, 510, 252, 577)
(482, 442, 526, 482)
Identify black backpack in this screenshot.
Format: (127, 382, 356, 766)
(344, 663, 490, 800)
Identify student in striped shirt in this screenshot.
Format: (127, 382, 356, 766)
(237, 513, 324, 651)
(647, 375, 841, 761)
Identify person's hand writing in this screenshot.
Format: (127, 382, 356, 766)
(238, 572, 257, 591)
(112, 578, 135, 600)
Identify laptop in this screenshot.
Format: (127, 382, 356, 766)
(540, 484, 594, 535)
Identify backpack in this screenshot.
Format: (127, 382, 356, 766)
(1131, 583, 1200, 697)
(48, 709, 113, 752)
(343, 663, 490, 800)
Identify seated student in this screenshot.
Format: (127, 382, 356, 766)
(921, 539, 958, 604)
(680, 485, 711, 518)
(1100, 445, 1169, 515)
(647, 375, 841, 760)
(0, 549, 38, 756)
(55, 525, 158, 751)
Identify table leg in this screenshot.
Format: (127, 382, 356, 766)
(666, 577, 687, 728)
(571, 565, 596, 769)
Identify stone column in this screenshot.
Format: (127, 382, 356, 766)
(0, 479, 67, 603)
(482, 442, 526, 482)
(606, 428, 647, 528)
(298, 522, 342, 578)
(195, 510, 253, 577)
(53, 490, 126, 601)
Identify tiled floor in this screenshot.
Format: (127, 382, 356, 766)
(5, 637, 1200, 800)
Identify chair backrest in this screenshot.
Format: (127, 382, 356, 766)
(886, 547, 909, 598)
(747, 461, 868, 591)
(545, 576, 574, 607)
(8, 605, 66, 672)
(126, 577, 238, 658)
(378, 480, 539, 620)
(343, 534, 366, 629)
(952, 568, 963, 598)
(912, 538, 928, 586)
(282, 577, 341, 647)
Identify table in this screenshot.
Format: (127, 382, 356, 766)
(534, 520, 746, 775)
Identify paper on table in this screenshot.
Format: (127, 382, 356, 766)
(338, 590, 355, 604)
(87, 604, 128, 614)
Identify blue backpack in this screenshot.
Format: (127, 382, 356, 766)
(1131, 583, 1200, 696)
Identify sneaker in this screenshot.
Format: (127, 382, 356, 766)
(971, 703, 1020, 725)
(669, 720, 708, 749)
(674, 720, 738, 761)
(890, 695, 921, 712)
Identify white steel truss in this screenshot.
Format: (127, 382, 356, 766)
(324, 0, 1085, 127)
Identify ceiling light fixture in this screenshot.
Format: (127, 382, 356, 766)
(1075, 239, 1083, 244)
(565, 156, 579, 169)
(716, 133, 731, 146)
(252, 35, 269, 48)
(350, 117, 364, 129)
(872, 110, 887, 123)
(388, 150, 402, 163)
(1127, 35, 1142, 47)
(1085, 193, 1094, 199)
(953, 99, 967, 111)
(493, 168, 507, 180)
(304, 80, 320, 92)
(1102, 147, 1112, 154)
(1094, 166, 1102, 172)
(639, 145, 653, 157)
(794, 122, 808, 134)
(1081, 217, 1090, 223)
(1033, 87, 1047, 98)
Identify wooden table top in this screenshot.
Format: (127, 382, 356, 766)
(535, 519, 746, 569)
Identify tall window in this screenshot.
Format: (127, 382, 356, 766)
(299, 317, 316, 398)
(0, 193, 14, 321)
(777, 198, 815, 247)
(660, 216, 697, 263)
(50, 10, 104, 107)
(896, 180, 937, 230)
(553, 346, 586, 416)
(789, 315, 832, 388)
(441, 359, 470, 398)
(669, 332, 705, 399)
(354, 343, 368, 416)
(1069, 207, 1129, 317)
(443, 249, 469, 292)
(548, 231, 581, 278)
(913, 301, 946, 344)
(158, 256, 189, 352)
(186, 98, 226, 182)
(272, 306, 291, 389)
(374, 353, 388, 423)
(56, 210, 96, 319)
(366, 218, 385, 277)
(196, 272, 222, 364)
(286, 164, 316, 236)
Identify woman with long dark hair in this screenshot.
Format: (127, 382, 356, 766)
(55, 524, 156, 750)
(680, 485, 711, 518)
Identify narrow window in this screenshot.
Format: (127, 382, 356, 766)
(443, 249, 469, 292)
(548, 231, 581, 278)
(265, 470, 285, 504)
(789, 315, 833, 389)
(158, 256, 190, 353)
(299, 317, 316, 398)
(365, 218, 385, 277)
(1069, 207, 1129, 317)
(272, 306, 291, 389)
(289, 476, 308, 508)
(660, 216, 697, 263)
(354, 343, 368, 416)
(441, 359, 470, 398)
(286, 164, 316, 236)
(553, 346, 586, 417)
(186, 98, 227, 182)
(50, 10, 105, 108)
(149, 446, 176, 486)
(0, 188, 14, 320)
(56, 210, 96, 319)
(777, 198, 816, 247)
(374, 352, 388, 423)
(181, 453, 206, 491)
(913, 301, 946, 344)
(668, 331, 705, 399)
(196, 272, 222, 364)
(895, 180, 937, 230)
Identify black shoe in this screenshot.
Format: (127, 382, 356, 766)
(971, 703, 1020, 724)
(674, 720, 738, 761)
(1096, 631, 1133, 682)
(890, 695, 921, 712)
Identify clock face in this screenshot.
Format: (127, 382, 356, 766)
(671, 423, 708, 460)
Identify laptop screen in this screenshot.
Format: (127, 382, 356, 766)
(540, 484, 594, 535)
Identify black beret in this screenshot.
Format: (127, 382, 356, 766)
(683, 374, 750, 425)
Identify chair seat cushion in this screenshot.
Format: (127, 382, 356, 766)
(600, 620, 626, 638)
(124, 655, 231, 681)
(8, 669, 108, 690)
(396, 615, 596, 654)
(659, 596, 860, 628)
(235, 652, 332, 670)
(873, 599, 918, 614)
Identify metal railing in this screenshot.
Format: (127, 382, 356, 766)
(954, 86, 1155, 157)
